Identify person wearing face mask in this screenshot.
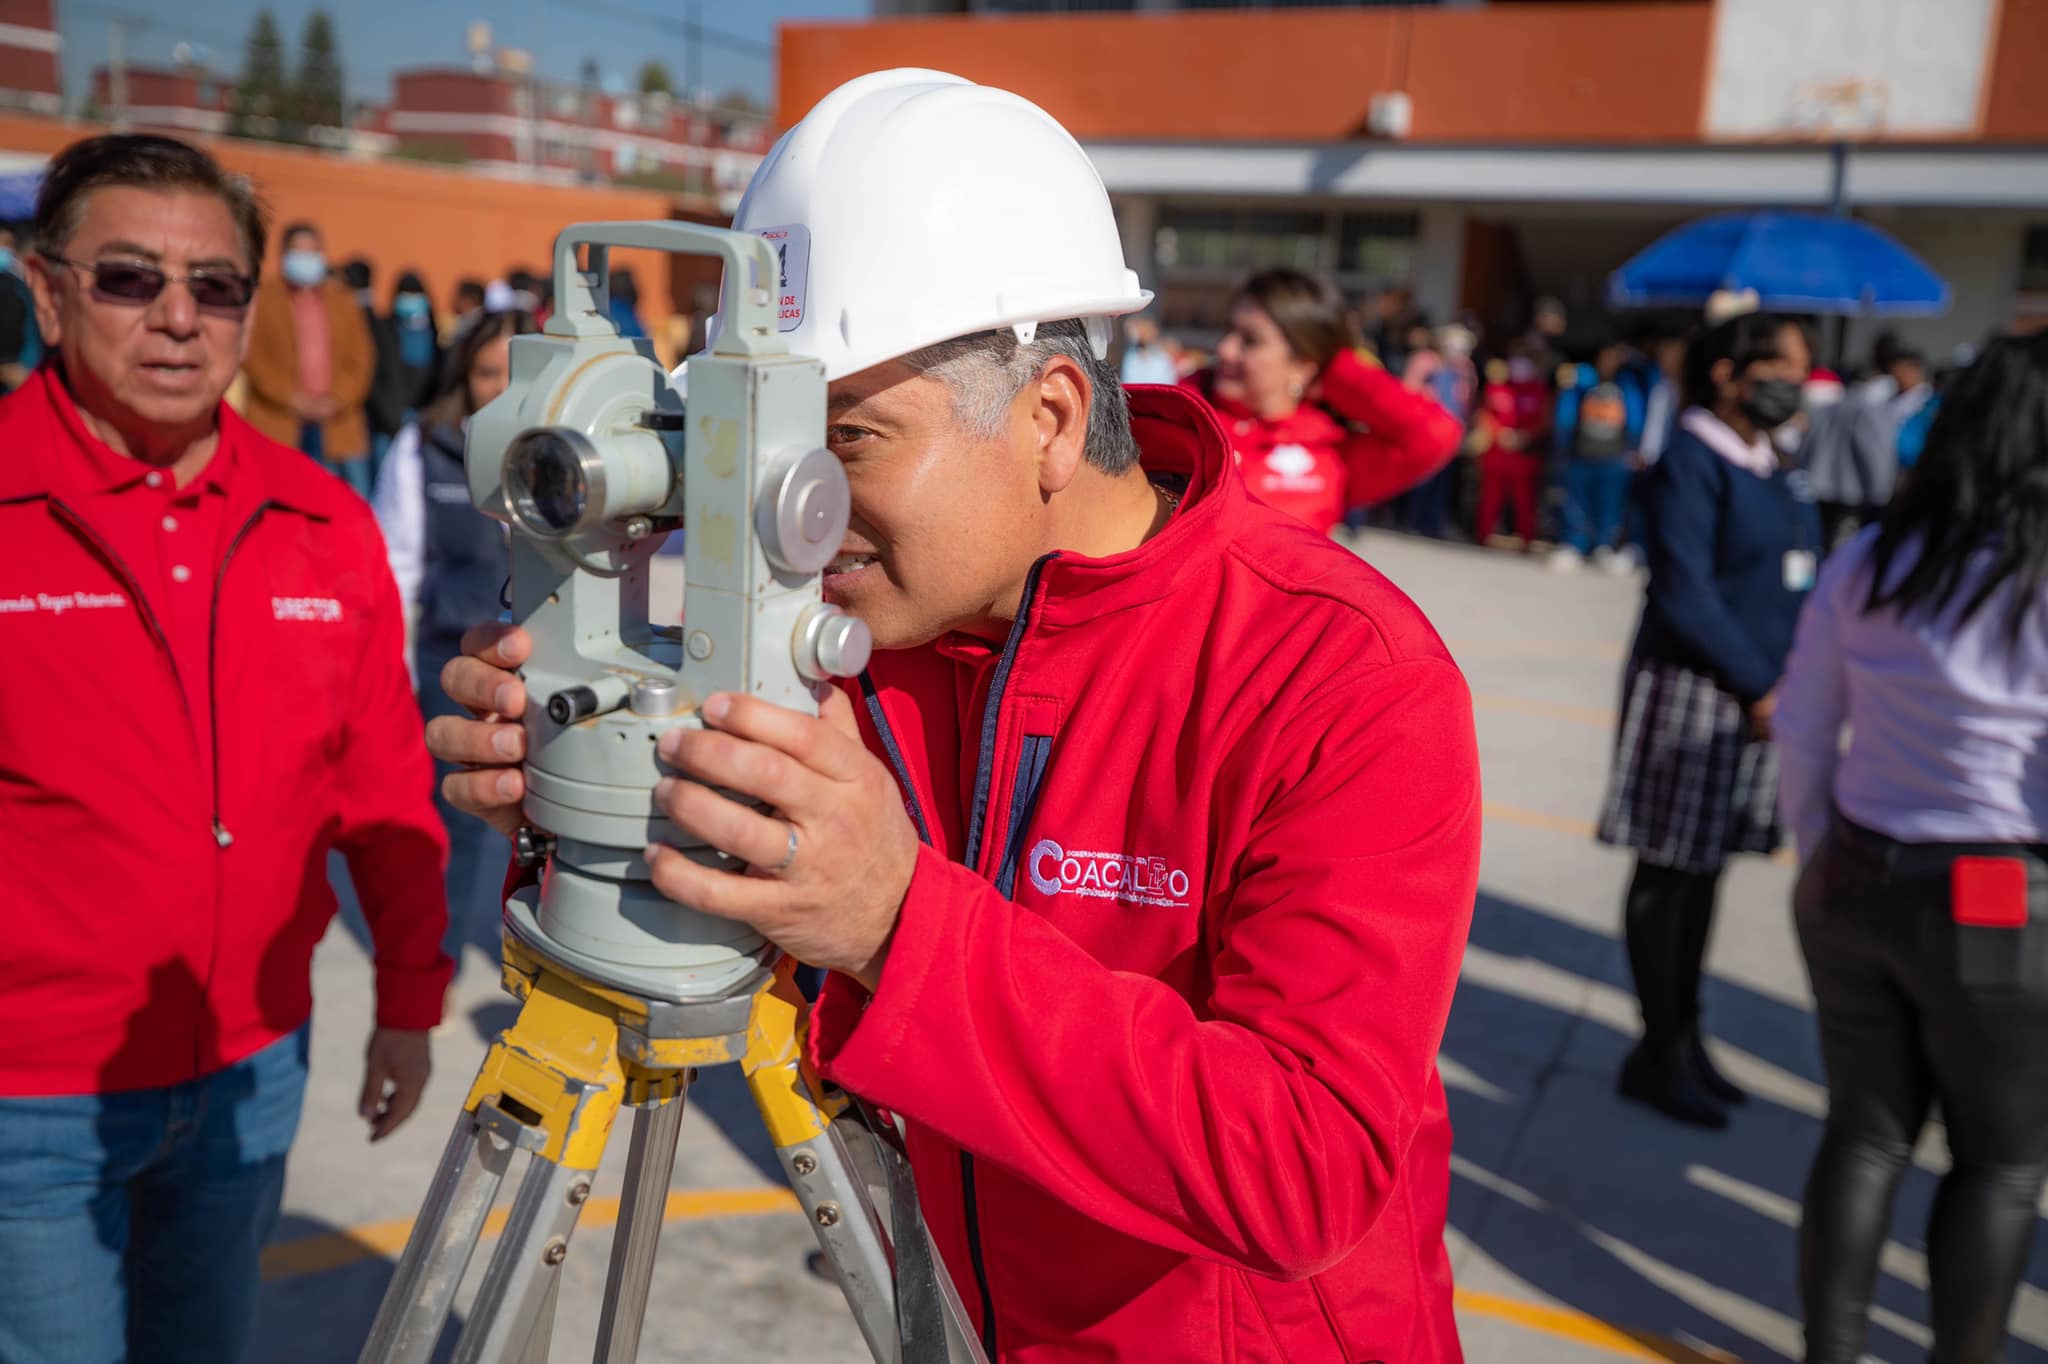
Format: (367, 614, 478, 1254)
(372, 309, 534, 961)
(240, 220, 377, 495)
(1182, 267, 1461, 532)
(1595, 311, 1821, 1128)
(364, 269, 443, 483)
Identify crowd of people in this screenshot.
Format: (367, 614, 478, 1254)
(0, 73, 2041, 1364)
(1121, 287, 1968, 588)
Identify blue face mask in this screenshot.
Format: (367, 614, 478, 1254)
(0, 249, 17, 273)
(393, 293, 430, 321)
(282, 249, 327, 288)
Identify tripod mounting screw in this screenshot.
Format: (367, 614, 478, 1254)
(792, 1152, 818, 1176)
(567, 1181, 591, 1205)
(814, 1201, 842, 1228)
(542, 1239, 568, 1266)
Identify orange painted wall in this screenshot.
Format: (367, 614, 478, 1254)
(780, 3, 1713, 145)
(0, 113, 688, 326)
(1982, 0, 2048, 141)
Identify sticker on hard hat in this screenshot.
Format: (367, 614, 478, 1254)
(755, 224, 809, 333)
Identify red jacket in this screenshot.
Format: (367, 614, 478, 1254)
(1480, 376, 1551, 457)
(0, 369, 450, 1096)
(1182, 348, 1463, 531)
(810, 386, 1482, 1361)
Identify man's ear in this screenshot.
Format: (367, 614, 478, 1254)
(1028, 353, 1090, 496)
(26, 256, 61, 351)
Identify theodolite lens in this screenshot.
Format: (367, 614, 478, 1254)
(505, 428, 600, 538)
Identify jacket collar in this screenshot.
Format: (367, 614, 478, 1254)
(1680, 405, 1779, 479)
(1028, 385, 1247, 631)
(0, 366, 332, 522)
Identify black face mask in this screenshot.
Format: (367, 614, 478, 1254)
(1741, 376, 1803, 430)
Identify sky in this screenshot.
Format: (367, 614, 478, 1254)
(57, 0, 873, 111)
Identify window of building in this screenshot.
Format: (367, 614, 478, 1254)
(1149, 203, 1420, 341)
(1155, 207, 1329, 275)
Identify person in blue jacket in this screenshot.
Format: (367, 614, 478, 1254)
(1595, 311, 1821, 1127)
(1553, 338, 1648, 569)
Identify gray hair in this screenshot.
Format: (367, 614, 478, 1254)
(902, 318, 1141, 475)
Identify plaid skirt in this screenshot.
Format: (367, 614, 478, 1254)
(1596, 658, 1783, 874)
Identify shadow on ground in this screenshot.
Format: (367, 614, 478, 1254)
(254, 1213, 467, 1364)
(1447, 889, 2048, 1362)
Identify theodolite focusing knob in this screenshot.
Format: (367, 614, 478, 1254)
(794, 604, 873, 682)
(760, 448, 851, 576)
(547, 686, 599, 725)
(545, 674, 632, 726)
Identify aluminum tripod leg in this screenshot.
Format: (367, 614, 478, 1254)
(591, 1088, 689, 1363)
(450, 1142, 595, 1364)
(356, 1104, 525, 1364)
(740, 967, 989, 1364)
(519, 1278, 561, 1364)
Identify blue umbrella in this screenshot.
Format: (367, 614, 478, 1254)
(0, 170, 39, 221)
(1607, 210, 1949, 317)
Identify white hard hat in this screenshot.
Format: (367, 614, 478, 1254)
(712, 68, 1150, 381)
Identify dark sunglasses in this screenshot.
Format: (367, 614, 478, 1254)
(46, 255, 256, 311)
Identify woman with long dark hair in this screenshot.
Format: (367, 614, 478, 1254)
(1181, 268, 1460, 532)
(370, 309, 540, 958)
(1596, 311, 1820, 1128)
(1777, 332, 2048, 1364)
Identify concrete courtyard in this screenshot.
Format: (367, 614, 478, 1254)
(251, 529, 2048, 1363)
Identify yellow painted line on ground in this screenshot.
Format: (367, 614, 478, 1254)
(1484, 797, 1799, 869)
(266, 1193, 1738, 1359)
(1484, 800, 1599, 840)
(1472, 693, 1616, 729)
(1454, 1288, 1739, 1362)
(260, 1187, 800, 1281)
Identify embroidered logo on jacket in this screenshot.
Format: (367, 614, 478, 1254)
(0, 590, 127, 615)
(1028, 838, 1191, 909)
(273, 596, 344, 622)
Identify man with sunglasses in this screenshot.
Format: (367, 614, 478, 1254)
(0, 133, 451, 1364)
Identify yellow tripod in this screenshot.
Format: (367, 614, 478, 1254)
(356, 913, 984, 1364)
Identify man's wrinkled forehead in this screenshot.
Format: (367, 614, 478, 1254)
(71, 185, 249, 271)
(827, 358, 940, 424)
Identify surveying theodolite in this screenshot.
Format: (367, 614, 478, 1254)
(356, 223, 988, 1364)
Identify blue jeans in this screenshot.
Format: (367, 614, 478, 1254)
(1401, 462, 1457, 539)
(1561, 458, 1634, 555)
(298, 421, 373, 499)
(0, 1028, 309, 1364)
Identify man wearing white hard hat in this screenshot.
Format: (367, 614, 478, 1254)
(432, 70, 1480, 1361)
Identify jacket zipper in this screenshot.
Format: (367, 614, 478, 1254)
(859, 671, 933, 845)
(952, 552, 1056, 1360)
(205, 503, 277, 848)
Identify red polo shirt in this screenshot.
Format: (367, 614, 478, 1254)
(68, 422, 234, 801)
(0, 368, 452, 1095)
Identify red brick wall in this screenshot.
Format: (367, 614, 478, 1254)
(779, 2, 1714, 144)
